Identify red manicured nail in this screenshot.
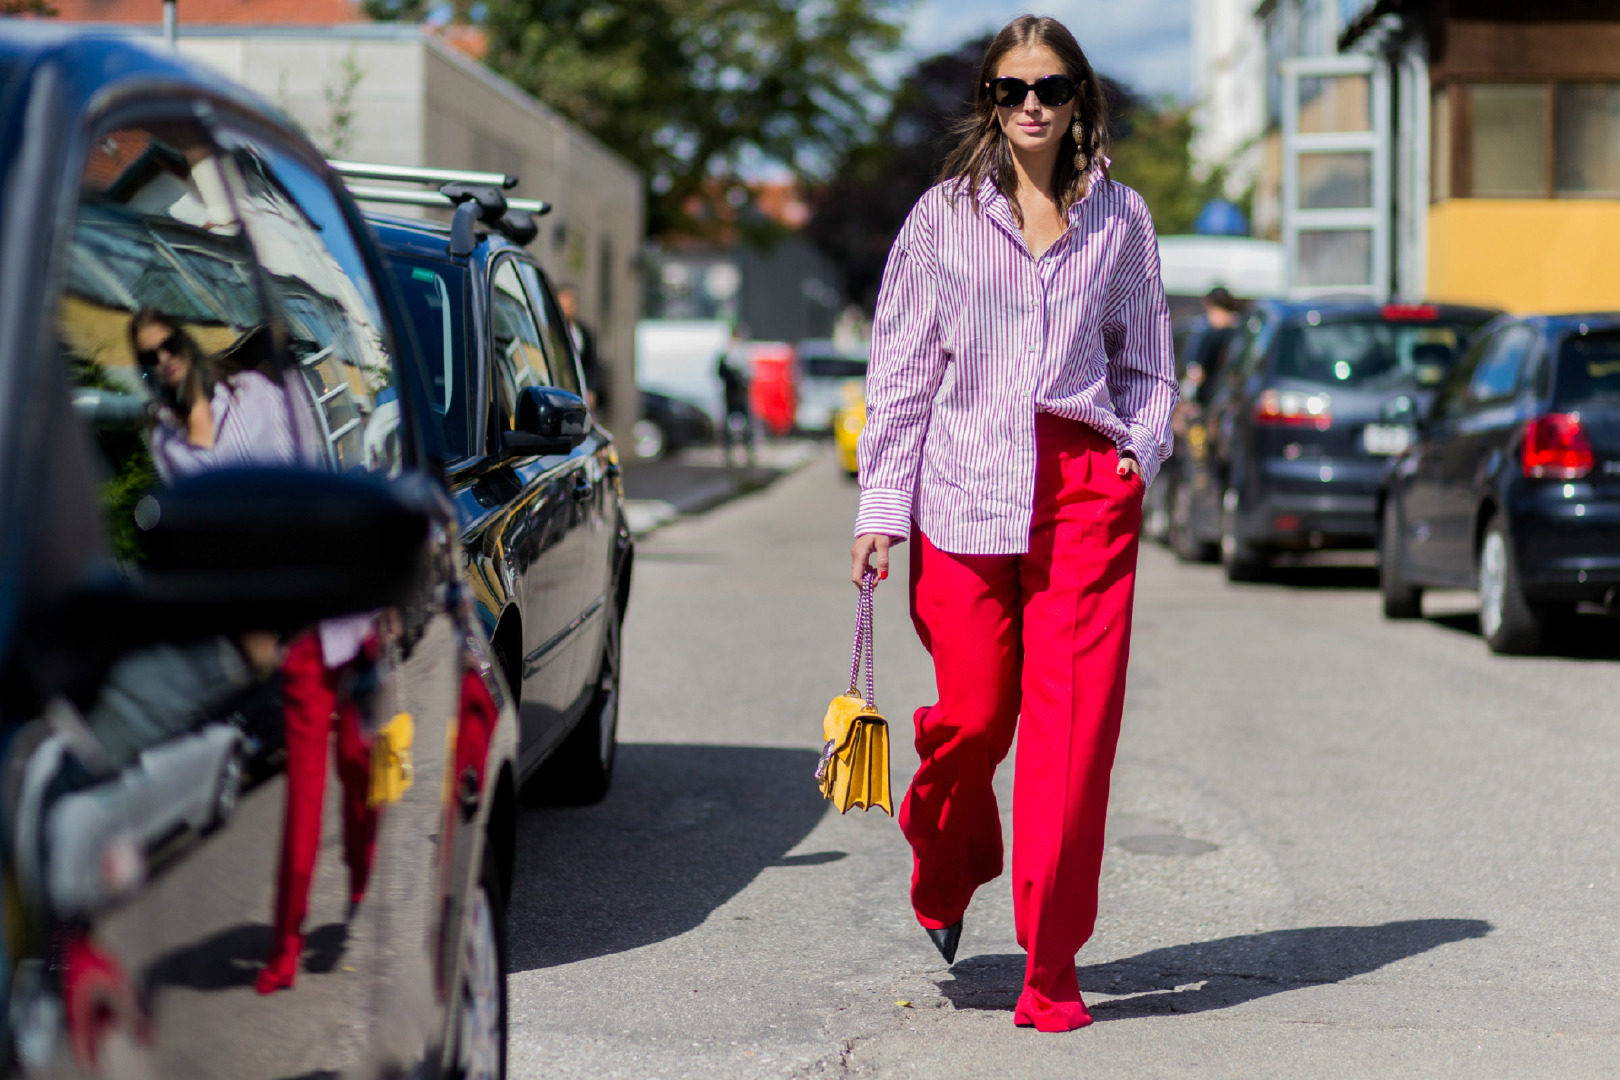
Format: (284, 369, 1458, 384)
(880, 570, 888, 580)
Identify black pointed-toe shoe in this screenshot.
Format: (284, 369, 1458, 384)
(926, 921, 962, 965)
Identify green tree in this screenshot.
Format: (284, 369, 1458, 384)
(1107, 97, 1228, 237)
(481, 0, 907, 239)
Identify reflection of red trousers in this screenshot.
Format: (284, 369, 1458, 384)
(271, 632, 378, 950)
(900, 415, 1142, 1032)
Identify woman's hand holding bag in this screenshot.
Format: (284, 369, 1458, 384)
(815, 570, 893, 815)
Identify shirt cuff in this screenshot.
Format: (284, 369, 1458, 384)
(854, 486, 912, 541)
(1120, 427, 1167, 487)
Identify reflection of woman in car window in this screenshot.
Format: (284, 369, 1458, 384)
(130, 309, 295, 479)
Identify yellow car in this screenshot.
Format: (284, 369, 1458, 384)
(832, 380, 864, 478)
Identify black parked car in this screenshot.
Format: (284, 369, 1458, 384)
(1379, 313, 1620, 653)
(635, 388, 715, 460)
(344, 168, 633, 803)
(0, 30, 518, 1077)
(1178, 299, 1497, 581)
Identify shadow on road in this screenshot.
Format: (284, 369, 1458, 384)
(507, 743, 828, 972)
(142, 921, 348, 994)
(938, 919, 1490, 1019)
(1427, 610, 1620, 661)
(1244, 565, 1380, 591)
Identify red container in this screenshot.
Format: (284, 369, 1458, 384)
(748, 342, 798, 437)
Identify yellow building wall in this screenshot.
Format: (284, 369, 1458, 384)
(1428, 200, 1620, 314)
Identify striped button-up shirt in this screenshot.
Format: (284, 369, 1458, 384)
(854, 175, 1178, 555)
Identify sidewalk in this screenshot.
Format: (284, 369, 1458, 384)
(621, 440, 822, 536)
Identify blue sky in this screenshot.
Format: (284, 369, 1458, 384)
(895, 0, 1192, 101)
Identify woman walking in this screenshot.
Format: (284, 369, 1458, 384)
(850, 16, 1176, 1033)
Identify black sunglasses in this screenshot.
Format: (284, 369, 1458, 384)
(987, 75, 1079, 108)
(136, 328, 186, 368)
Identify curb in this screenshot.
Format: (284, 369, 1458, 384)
(623, 443, 820, 538)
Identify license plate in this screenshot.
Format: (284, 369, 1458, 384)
(1363, 424, 1412, 456)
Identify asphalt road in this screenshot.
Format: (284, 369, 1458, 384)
(506, 448, 1620, 1079)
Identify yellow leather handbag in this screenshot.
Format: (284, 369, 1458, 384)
(368, 711, 415, 808)
(815, 572, 893, 815)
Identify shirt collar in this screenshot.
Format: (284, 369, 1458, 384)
(975, 163, 1109, 235)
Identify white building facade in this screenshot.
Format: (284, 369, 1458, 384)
(175, 25, 646, 443)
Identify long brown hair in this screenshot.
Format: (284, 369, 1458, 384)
(938, 16, 1110, 225)
(129, 308, 215, 412)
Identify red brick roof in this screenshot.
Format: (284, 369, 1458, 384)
(52, 0, 362, 24)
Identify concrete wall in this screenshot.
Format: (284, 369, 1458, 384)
(1428, 199, 1620, 314)
(176, 27, 644, 444)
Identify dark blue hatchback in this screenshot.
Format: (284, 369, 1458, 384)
(1183, 298, 1497, 580)
(1380, 313, 1620, 653)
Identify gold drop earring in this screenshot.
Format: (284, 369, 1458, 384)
(1072, 119, 1086, 171)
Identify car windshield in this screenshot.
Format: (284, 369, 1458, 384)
(804, 356, 867, 379)
(1553, 330, 1620, 406)
(1274, 316, 1487, 389)
(386, 253, 471, 458)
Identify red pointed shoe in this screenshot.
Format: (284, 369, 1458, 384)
(255, 935, 301, 995)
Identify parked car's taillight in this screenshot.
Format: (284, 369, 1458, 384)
(1522, 413, 1595, 479)
(1254, 388, 1332, 429)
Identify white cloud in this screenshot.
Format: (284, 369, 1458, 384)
(896, 0, 1191, 100)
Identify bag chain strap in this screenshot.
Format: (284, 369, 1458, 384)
(846, 570, 877, 710)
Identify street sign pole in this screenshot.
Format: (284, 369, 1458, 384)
(163, 0, 177, 49)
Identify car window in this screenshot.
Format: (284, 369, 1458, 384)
(50, 120, 296, 788)
(490, 258, 549, 430)
(517, 261, 584, 398)
(56, 120, 275, 563)
(1221, 314, 1270, 396)
(1435, 328, 1494, 420)
(1274, 318, 1473, 389)
(804, 356, 868, 379)
(228, 137, 404, 475)
(1553, 329, 1620, 407)
(386, 254, 471, 459)
(1467, 323, 1536, 404)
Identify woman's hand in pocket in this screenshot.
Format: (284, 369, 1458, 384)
(1117, 454, 1144, 485)
(851, 533, 891, 586)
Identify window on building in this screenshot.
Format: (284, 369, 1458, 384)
(1468, 84, 1549, 198)
(1556, 84, 1620, 197)
(1442, 81, 1620, 200)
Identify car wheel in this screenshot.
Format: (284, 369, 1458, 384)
(1478, 517, 1544, 654)
(1379, 499, 1423, 619)
(1220, 488, 1267, 582)
(208, 745, 243, 831)
(452, 847, 507, 1080)
(534, 599, 619, 805)
(632, 418, 666, 461)
(1170, 480, 1215, 563)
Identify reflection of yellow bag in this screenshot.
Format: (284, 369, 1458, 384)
(815, 575, 892, 815)
(369, 711, 414, 807)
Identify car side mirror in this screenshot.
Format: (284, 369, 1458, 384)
(501, 386, 588, 458)
(66, 467, 440, 644)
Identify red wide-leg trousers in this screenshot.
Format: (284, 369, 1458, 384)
(899, 414, 1143, 1032)
(260, 632, 379, 992)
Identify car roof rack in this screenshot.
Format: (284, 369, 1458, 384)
(328, 160, 551, 256)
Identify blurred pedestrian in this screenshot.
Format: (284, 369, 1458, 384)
(557, 285, 607, 412)
(1175, 287, 1243, 436)
(849, 16, 1176, 1033)
(1201, 285, 1241, 330)
(717, 326, 754, 467)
